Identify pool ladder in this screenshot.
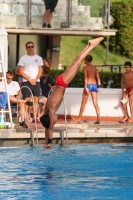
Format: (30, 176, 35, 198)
(16, 86, 68, 147)
(48, 86, 68, 146)
(15, 86, 39, 148)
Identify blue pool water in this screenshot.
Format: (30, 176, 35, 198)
(0, 144, 133, 200)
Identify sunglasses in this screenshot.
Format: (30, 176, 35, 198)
(27, 46, 34, 49)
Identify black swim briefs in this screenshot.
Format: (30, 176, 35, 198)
(44, 0, 58, 12)
(40, 113, 50, 128)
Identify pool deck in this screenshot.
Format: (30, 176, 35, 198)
(1, 116, 133, 146)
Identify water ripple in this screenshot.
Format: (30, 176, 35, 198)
(0, 144, 133, 199)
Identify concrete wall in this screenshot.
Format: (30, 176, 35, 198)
(8, 34, 17, 69)
(51, 35, 61, 68)
(56, 88, 129, 117)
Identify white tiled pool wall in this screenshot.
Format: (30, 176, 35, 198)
(57, 88, 128, 117)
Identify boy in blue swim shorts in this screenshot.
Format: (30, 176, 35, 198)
(78, 55, 102, 124)
(87, 84, 98, 92)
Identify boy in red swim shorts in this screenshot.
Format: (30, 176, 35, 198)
(40, 37, 104, 149)
(119, 61, 133, 123)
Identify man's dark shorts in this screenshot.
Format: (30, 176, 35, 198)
(44, 0, 58, 12)
(22, 81, 40, 98)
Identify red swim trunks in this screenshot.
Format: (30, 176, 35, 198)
(126, 88, 133, 93)
(55, 75, 68, 88)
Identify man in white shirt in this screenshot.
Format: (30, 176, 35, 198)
(6, 70, 33, 128)
(18, 41, 43, 122)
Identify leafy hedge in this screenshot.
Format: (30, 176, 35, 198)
(110, 1, 133, 57)
(12, 68, 122, 88)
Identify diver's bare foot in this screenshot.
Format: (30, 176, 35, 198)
(89, 37, 104, 46)
(44, 144, 51, 149)
(118, 117, 128, 123)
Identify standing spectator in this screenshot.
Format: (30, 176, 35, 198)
(18, 41, 43, 122)
(119, 62, 133, 123)
(78, 55, 101, 124)
(38, 66, 53, 118)
(79, 55, 102, 124)
(42, 0, 58, 28)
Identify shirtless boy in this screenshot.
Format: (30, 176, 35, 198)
(78, 55, 102, 124)
(40, 37, 104, 149)
(119, 61, 133, 123)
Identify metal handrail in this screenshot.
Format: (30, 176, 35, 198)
(27, 0, 31, 27)
(63, 97, 68, 146)
(95, 65, 123, 73)
(48, 86, 68, 146)
(95, 65, 124, 67)
(16, 86, 38, 148)
(63, 65, 123, 73)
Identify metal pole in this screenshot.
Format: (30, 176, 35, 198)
(66, 0, 68, 27)
(17, 86, 38, 148)
(106, 37, 109, 65)
(79, 0, 83, 5)
(70, 0, 72, 27)
(68, 0, 70, 28)
(48, 86, 68, 146)
(27, 0, 31, 27)
(106, 0, 110, 65)
(66, 0, 72, 28)
(63, 98, 68, 146)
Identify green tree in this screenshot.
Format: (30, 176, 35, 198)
(110, 1, 133, 57)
